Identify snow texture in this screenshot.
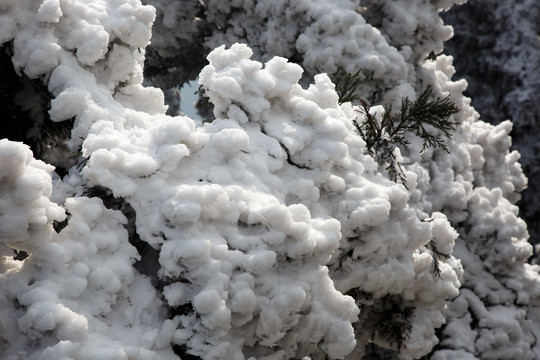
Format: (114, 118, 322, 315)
(0, 0, 538, 359)
(413, 54, 539, 360)
(443, 0, 540, 244)
(143, 0, 466, 116)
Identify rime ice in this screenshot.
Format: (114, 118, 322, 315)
(1, 0, 538, 359)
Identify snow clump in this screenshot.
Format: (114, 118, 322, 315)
(1, 0, 539, 359)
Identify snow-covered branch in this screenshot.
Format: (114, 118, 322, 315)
(0, 0, 538, 359)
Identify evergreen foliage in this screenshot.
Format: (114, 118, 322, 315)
(337, 79, 460, 187)
(335, 69, 363, 104)
(425, 238, 451, 277)
(362, 295, 415, 352)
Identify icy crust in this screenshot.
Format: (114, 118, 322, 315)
(6, 20, 461, 356)
(0, 140, 65, 254)
(359, 0, 466, 64)
(8, 0, 160, 133)
(10, 0, 154, 79)
(0, 0, 172, 358)
(205, 0, 414, 100)
(415, 56, 540, 358)
(0, 142, 171, 358)
(0, 196, 175, 360)
(186, 43, 460, 359)
(2, 0, 537, 359)
(146, 0, 466, 109)
(145, 0, 413, 104)
(82, 43, 366, 359)
(442, 0, 540, 244)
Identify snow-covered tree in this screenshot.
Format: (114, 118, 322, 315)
(442, 0, 540, 245)
(0, 1, 538, 359)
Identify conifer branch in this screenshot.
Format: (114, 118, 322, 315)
(335, 69, 363, 104)
(349, 86, 460, 187)
(425, 238, 450, 277)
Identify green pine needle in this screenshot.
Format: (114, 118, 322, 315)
(350, 86, 460, 187)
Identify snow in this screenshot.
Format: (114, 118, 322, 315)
(443, 0, 540, 242)
(0, 195, 174, 359)
(0, 139, 65, 252)
(1, 0, 539, 359)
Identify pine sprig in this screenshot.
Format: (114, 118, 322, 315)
(394, 86, 460, 152)
(336, 69, 363, 104)
(351, 86, 460, 186)
(365, 295, 415, 352)
(425, 238, 451, 277)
